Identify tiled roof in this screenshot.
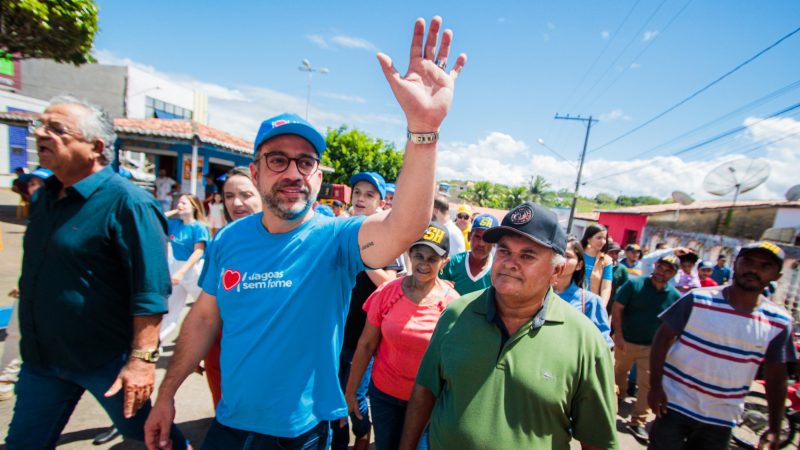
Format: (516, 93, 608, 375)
(596, 199, 800, 215)
(0, 111, 251, 154)
(575, 212, 600, 221)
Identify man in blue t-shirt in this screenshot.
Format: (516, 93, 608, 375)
(145, 16, 468, 450)
(711, 254, 731, 285)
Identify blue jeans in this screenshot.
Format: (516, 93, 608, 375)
(368, 382, 428, 450)
(648, 408, 732, 450)
(202, 418, 330, 450)
(331, 347, 372, 450)
(5, 357, 188, 450)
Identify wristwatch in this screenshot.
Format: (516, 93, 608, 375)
(407, 130, 439, 145)
(130, 348, 160, 363)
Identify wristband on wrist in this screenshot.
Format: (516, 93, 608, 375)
(407, 130, 439, 145)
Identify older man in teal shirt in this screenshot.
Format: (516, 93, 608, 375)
(6, 96, 188, 449)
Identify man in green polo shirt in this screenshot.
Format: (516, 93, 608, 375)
(611, 255, 681, 443)
(400, 202, 617, 450)
(439, 213, 499, 295)
(6, 96, 188, 449)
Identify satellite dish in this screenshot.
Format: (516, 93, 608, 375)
(786, 184, 800, 202)
(671, 191, 695, 205)
(703, 159, 770, 197)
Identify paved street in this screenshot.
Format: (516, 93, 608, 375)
(0, 187, 698, 449)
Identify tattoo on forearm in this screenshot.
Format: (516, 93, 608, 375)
(361, 241, 375, 251)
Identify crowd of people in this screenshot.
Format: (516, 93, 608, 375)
(2, 15, 797, 450)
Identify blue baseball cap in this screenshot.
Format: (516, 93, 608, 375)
(349, 172, 387, 199)
(472, 213, 499, 230)
(31, 168, 53, 180)
(315, 204, 334, 217)
(253, 113, 327, 157)
(385, 183, 396, 195)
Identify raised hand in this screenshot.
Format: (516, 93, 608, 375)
(378, 16, 467, 133)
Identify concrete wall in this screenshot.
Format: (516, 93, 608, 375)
(19, 59, 126, 117)
(126, 66, 201, 121)
(646, 206, 780, 241)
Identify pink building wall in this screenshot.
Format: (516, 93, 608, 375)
(598, 213, 648, 245)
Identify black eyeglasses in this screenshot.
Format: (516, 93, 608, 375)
(258, 152, 319, 176)
(28, 119, 78, 138)
(457, 214, 470, 220)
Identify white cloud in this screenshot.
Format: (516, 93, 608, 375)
(306, 34, 329, 49)
(317, 91, 366, 104)
(642, 30, 659, 42)
(630, 62, 642, 69)
(436, 117, 800, 201)
(601, 30, 610, 40)
(93, 49, 400, 142)
(599, 109, 632, 121)
(330, 35, 377, 51)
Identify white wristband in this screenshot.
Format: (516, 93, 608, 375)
(407, 130, 439, 145)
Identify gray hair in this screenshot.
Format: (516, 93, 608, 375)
(48, 95, 117, 165)
(551, 251, 566, 268)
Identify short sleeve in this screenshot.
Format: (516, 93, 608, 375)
(336, 216, 367, 275)
(194, 222, 210, 246)
(765, 326, 798, 363)
(615, 279, 634, 306)
(601, 263, 613, 281)
(200, 233, 220, 296)
(364, 283, 393, 327)
(658, 294, 694, 333)
(569, 336, 618, 448)
(384, 256, 403, 272)
(115, 198, 171, 315)
(439, 258, 455, 281)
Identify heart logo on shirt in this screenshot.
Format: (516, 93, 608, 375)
(222, 269, 242, 291)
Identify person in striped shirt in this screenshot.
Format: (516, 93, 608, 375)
(648, 241, 796, 450)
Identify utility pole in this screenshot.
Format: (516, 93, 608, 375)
(298, 59, 329, 121)
(554, 114, 598, 234)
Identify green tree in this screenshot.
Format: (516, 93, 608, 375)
(594, 193, 615, 205)
(321, 126, 404, 185)
(503, 186, 530, 209)
(527, 175, 552, 204)
(0, 0, 99, 65)
(460, 181, 500, 207)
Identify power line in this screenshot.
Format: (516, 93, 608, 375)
(555, 0, 642, 114)
(568, 0, 669, 112)
(583, 0, 694, 109)
(580, 79, 800, 175)
(589, 24, 800, 154)
(582, 101, 800, 184)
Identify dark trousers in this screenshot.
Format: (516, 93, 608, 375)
(6, 358, 188, 450)
(201, 419, 330, 450)
(368, 382, 428, 450)
(648, 409, 732, 450)
(331, 347, 372, 450)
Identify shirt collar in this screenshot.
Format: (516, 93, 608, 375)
(557, 281, 580, 300)
(482, 286, 564, 332)
(47, 166, 114, 200)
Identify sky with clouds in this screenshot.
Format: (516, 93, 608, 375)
(93, 1, 800, 201)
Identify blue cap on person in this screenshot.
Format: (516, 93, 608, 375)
(472, 213, 499, 231)
(385, 183, 396, 195)
(482, 202, 567, 255)
(315, 204, 334, 217)
(253, 113, 327, 157)
(30, 168, 53, 180)
(349, 172, 387, 199)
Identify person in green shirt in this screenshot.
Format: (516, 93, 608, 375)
(611, 255, 681, 442)
(399, 202, 618, 450)
(439, 213, 499, 295)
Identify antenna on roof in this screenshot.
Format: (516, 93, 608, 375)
(671, 191, 695, 206)
(702, 158, 770, 228)
(786, 184, 800, 202)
